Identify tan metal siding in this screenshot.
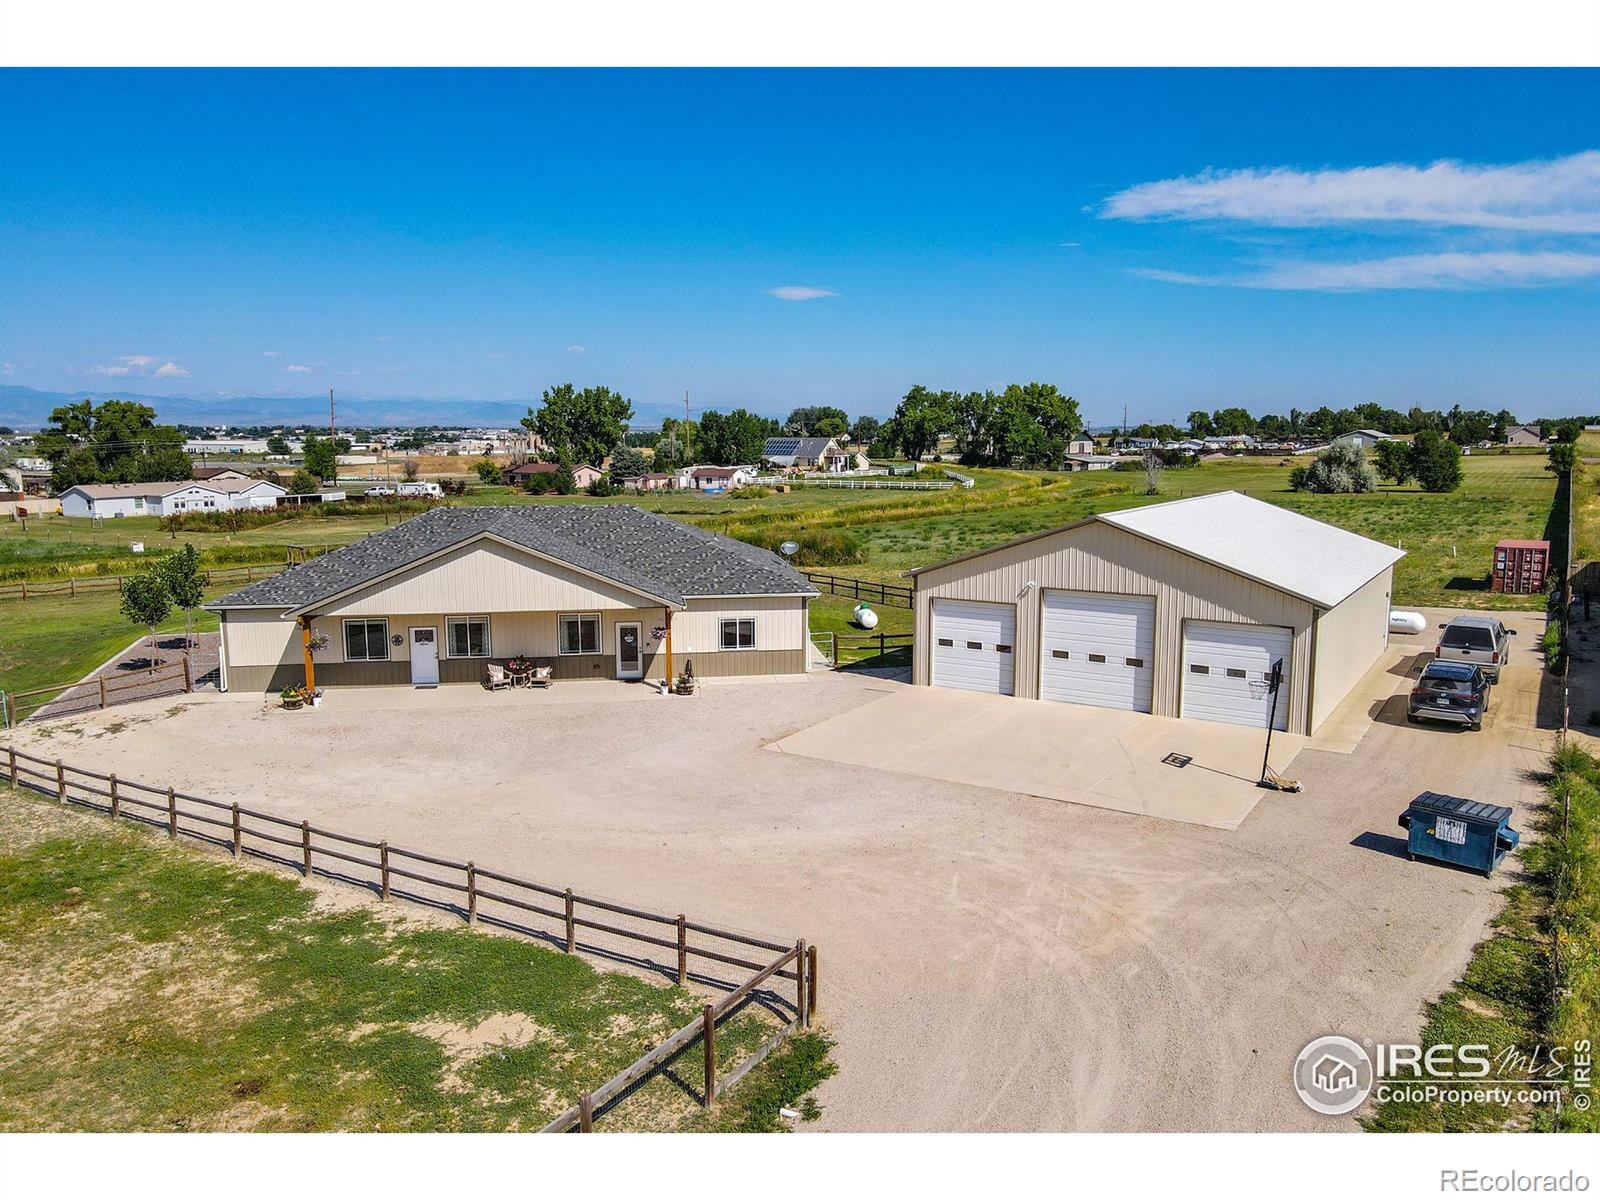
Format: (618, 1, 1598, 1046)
(1309, 565, 1393, 731)
(319, 540, 663, 616)
(914, 521, 1317, 732)
(673, 596, 808, 654)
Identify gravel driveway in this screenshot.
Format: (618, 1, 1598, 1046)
(4, 610, 1553, 1131)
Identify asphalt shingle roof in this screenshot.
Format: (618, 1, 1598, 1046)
(207, 505, 819, 612)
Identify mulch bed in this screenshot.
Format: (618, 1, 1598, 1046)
(26, 632, 220, 723)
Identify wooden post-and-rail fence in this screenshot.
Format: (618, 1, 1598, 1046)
(3, 655, 194, 729)
(802, 570, 914, 609)
(1, 745, 817, 1132)
(0, 561, 287, 602)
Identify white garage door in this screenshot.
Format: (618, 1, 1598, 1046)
(931, 599, 1016, 695)
(1181, 621, 1292, 731)
(1039, 591, 1155, 712)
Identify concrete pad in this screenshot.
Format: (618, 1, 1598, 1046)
(769, 683, 1307, 829)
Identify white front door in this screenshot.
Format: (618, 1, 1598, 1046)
(409, 626, 440, 687)
(1039, 591, 1156, 712)
(1180, 621, 1292, 731)
(930, 599, 1016, 695)
(615, 622, 644, 680)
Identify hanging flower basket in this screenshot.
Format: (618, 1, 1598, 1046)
(306, 633, 330, 653)
(650, 625, 668, 643)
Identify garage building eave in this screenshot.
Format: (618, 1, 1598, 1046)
(910, 491, 1404, 610)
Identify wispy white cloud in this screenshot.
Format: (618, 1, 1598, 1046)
(1103, 151, 1600, 233)
(153, 361, 189, 378)
(566, 345, 586, 355)
(284, 364, 312, 374)
(120, 354, 155, 368)
(261, 350, 282, 358)
(766, 286, 838, 301)
(375, 335, 392, 343)
(483, 351, 512, 360)
(87, 364, 132, 377)
(2, 363, 14, 376)
(1132, 251, 1600, 292)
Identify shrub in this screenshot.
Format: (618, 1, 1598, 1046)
(473, 460, 502, 485)
(289, 469, 321, 494)
(731, 486, 774, 500)
(585, 477, 617, 497)
(1292, 442, 1376, 493)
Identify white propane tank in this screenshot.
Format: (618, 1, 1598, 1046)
(1389, 609, 1427, 635)
(853, 603, 880, 630)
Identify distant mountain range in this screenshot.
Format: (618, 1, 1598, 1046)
(0, 385, 746, 431)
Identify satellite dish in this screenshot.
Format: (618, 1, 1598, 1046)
(779, 540, 799, 558)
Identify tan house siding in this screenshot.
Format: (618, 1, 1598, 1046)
(1308, 566, 1393, 731)
(913, 520, 1318, 732)
(219, 589, 812, 693)
(318, 539, 662, 616)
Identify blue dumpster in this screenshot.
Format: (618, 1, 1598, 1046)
(1398, 792, 1520, 876)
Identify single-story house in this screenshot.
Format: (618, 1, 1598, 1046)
(190, 466, 260, 483)
(504, 462, 604, 489)
(762, 437, 856, 472)
(909, 490, 1404, 735)
(677, 464, 758, 491)
(620, 472, 675, 491)
(1063, 454, 1120, 471)
(206, 505, 819, 693)
(59, 476, 288, 519)
(1067, 438, 1096, 456)
(1504, 424, 1544, 448)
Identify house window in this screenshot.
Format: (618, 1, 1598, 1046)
(344, 618, 390, 661)
(558, 613, 601, 656)
(720, 618, 756, 650)
(446, 616, 491, 658)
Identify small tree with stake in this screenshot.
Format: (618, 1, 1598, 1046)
(159, 543, 209, 649)
(120, 568, 172, 670)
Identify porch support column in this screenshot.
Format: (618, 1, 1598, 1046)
(300, 616, 316, 692)
(663, 608, 673, 684)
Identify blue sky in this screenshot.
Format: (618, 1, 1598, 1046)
(1, 68, 1596, 425)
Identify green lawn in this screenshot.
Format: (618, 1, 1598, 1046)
(0, 588, 223, 709)
(0, 785, 832, 1132)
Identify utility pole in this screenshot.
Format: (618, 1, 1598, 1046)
(1123, 404, 1128, 437)
(328, 388, 335, 442)
(684, 391, 692, 463)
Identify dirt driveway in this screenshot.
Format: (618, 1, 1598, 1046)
(5, 609, 1553, 1131)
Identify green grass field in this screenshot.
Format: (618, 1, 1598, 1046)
(0, 785, 832, 1132)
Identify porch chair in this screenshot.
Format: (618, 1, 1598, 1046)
(484, 663, 512, 691)
(527, 661, 554, 688)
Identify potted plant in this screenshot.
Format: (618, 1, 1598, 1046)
(280, 686, 304, 711)
(673, 658, 696, 696)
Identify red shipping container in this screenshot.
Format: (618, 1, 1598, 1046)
(1492, 538, 1550, 594)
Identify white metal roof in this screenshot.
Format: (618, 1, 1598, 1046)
(1097, 490, 1404, 608)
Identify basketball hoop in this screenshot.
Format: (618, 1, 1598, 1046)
(1247, 678, 1273, 701)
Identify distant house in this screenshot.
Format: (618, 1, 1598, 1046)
(762, 436, 856, 472)
(1504, 424, 1544, 448)
(59, 477, 287, 518)
(1332, 429, 1394, 450)
(620, 472, 675, 492)
(1063, 454, 1120, 472)
(504, 462, 603, 490)
(679, 464, 757, 491)
(191, 466, 259, 483)
(1067, 438, 1096, 456)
